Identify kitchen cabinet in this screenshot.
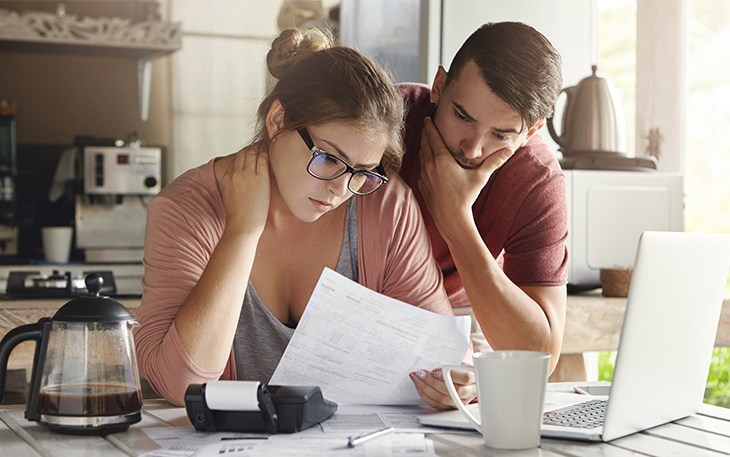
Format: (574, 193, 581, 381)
(0, 6, 181, 120)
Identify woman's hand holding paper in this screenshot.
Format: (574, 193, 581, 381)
(410, 367, 477, 410)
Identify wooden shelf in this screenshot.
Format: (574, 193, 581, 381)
(0, 36, 177, 59)
(0, 7, 181, 120)
(0, 7, 180, 56)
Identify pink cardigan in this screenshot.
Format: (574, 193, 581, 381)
(134, 158, 457, 405)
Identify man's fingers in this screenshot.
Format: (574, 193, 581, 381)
(422, 116, 449, 159)
(477, 147, 513, 177)
(419, 118, 436, 167)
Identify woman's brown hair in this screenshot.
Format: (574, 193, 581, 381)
(254, 28, 405, 172)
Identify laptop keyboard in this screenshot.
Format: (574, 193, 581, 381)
(543, 399, 607, 429)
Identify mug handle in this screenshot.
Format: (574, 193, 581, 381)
(442, 365, 482, 433)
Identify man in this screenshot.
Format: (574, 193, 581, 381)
(402, 22, 568, 407)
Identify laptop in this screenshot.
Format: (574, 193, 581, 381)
(419, 231, 730, 442)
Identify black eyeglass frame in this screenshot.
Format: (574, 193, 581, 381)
(297, 128, 388, 196)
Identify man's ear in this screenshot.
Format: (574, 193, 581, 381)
(266, 99, 286, 141)
(430, 66, 448, 105)
(521, 120, 545, 147)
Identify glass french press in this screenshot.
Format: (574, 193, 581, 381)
(0, 273, 143, 434)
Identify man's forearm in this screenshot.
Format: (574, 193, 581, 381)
(441, 220, 566, 372)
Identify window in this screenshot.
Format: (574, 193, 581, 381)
(596, 0, 730, 404)
(685, 0, 730, 237)
(598, 0, 730, 247)
(596, 0, 636, 158)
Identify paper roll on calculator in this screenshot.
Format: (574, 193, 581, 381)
(204, 381, 261, 411)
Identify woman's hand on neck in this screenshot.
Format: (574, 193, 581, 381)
(217, 143, 271, 239)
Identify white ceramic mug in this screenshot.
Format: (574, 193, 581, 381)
(443, 351, 551, 450)
(41, 226, 73, 263)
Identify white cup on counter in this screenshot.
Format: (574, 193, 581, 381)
(442, 351, 551, 450)
(41, 226, 73, 263)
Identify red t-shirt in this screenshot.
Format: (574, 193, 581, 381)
(398, 83, 568, 308)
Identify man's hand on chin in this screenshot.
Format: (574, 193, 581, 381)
(417, 117, 513, 237)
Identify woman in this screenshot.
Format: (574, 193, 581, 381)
(134, 28, 475, 409)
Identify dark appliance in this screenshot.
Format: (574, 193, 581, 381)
(0, 100, 18, 256)
(5, 270, 116, 299)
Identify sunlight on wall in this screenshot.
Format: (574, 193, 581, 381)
(597, 0, 636, 158)
(685, 1, 730, 238)
(598, 0, 730, 295)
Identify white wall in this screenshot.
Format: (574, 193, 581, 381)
(166, 0, 284, 181)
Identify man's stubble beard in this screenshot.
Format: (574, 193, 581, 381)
(432, 104, 484, 170)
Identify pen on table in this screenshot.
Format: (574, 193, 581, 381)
(347, 427, 395, 448)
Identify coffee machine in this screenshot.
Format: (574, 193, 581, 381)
(0, 100, 18, 257)
(74, 138, 161, 263)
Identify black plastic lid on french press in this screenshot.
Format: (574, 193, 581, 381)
(52, 273, 135, 323)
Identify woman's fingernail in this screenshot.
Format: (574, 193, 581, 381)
(416, 370, 428, 380)
(432, 369, 443, 380)
(409, 372, 418, 382)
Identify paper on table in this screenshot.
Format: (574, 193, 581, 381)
(139, 427, 269, 457)
(320, 404, 472, 434)
(194, 434, 436, 457)
(269, 268, 471, 405)
(140, 429, 438, 457)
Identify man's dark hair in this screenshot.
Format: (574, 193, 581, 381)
(446, 22, 563, 132)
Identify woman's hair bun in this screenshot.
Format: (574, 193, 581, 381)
(267, 28, 335, 80)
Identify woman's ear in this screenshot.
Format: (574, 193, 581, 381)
(266, 99, 286, 141)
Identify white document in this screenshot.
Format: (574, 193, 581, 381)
(270, 268, 471, 405)
(194, 434, 436, 457)
(140, 428, 437, 457)
(320, 404, 471, 434)
(139, 427, 268, 457)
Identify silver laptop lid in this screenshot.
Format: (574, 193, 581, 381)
(603, 231, 730, 441)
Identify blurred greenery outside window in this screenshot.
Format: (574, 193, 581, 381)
(594, 0, 730, 407)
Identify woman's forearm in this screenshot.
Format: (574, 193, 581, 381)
(173, 229, 260, 371)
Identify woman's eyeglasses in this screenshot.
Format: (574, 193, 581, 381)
(298, 128, 388, 196)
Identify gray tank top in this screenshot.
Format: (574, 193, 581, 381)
(233, 198, 358, 382)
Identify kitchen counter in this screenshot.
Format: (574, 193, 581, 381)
(0, 296, 142, 375)
(0, 263, 144, 296)
(563, 292, 730, 352)
(0, 264, 143, 376)
(549, 292, 730, 382)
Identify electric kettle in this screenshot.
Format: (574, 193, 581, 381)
(0, 273, 143, 434)
(547, 65, 628, 157)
